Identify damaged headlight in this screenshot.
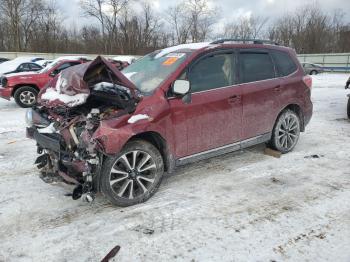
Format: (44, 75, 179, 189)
(25, 108, 34, 127)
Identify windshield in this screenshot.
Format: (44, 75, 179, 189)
(122, 51, 189, 95)
(40, 60, 61, 73)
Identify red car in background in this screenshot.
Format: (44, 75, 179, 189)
(0, 56, 89, 107)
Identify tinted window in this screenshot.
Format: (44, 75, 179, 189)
(189, 53, 235, 92)
(271, 50, 297, 76)
(239, 52, 275, 83)
(18, 63, 31, 71)
(56, 62, 80, 73)
(29, 63, 42, 70)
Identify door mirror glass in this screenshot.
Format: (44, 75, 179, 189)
(172, 80, 190, 95)
(49, 70, 58, 77)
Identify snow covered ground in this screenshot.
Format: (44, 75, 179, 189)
(0, 73, 349, 262)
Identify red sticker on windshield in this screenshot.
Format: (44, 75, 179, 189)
(163, 57, 178, 66)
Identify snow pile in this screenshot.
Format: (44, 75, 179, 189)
(0, 61, 23, 75)
(41, 88, 88, 107)
(155, 42, 211, 58)
(113, 55, 138, 64)
(127, 114, 150, 123)
(37, 123, 57, 134)
(311, 73, 349, 89)
(41, 74, 89, 107)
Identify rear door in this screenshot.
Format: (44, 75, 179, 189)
(238, 49, 280, 140)
(169, 51, 243, 157)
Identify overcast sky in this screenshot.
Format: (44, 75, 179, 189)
(58, 0, 350, 30)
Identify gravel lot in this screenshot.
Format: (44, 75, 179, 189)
(0, 73, 349, 262)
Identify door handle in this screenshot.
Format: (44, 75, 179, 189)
(274, 86, 281, 92)
(228, 95, 241, 104)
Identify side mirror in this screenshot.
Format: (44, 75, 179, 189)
(172, 80, 190, 96)
(49, 70, 57, 77)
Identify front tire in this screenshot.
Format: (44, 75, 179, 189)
(14, 86, 38, 108)
(347, 97, 350, 119)
(310, 70, 318, 75)
(270, 110, 301, 154)
(100, 140, 164, 207)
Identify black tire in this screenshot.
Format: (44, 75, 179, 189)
(14, 86, 38, 108)
(347, 97, 350, 119)
(270, 109, 301, 154)
(100, 139, 164, 207)
(310, 70, 318, 75)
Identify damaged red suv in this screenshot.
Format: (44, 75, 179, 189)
(26, 39, 313, 207)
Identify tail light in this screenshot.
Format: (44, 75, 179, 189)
(303, 75, 312, 89)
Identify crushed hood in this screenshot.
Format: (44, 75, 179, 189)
(38, 56, 138, 108)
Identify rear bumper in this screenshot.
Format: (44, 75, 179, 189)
(0, 86, 12, 100)
(304, 102, 313, 127)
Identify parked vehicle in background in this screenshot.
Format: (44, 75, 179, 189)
(113, 55, 138, 64)
(0, 60, 43, 76)
(26, 39, 313, 207)
(108, 58, 130, 70)
(0, 58, 10, 64)
(346, 76, 350, 118)
(36, 60, 53, 68)
(0, 56, 88, 107)
(301, 62, 325, 75)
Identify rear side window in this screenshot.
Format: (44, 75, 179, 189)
(239, 52, 275, 83)
(271, 50, 297, 76)
(189, 53, 235, 93)
(56, 62, 80, 73)
(29, 63, 42, 70)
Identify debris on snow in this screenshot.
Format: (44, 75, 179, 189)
(304, 154, 324, 159)
(264, 147, 282, 158)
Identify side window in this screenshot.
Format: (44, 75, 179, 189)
(29, 63, 42, 70)
(239, 52, 275, 83)
(271, 50, 297, 76)
(56, 62, 73, 73)
(18, 63, 30, 71)
(189, 53, 235, 93)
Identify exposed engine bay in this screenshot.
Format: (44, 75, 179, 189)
(26, 56, 139, 202)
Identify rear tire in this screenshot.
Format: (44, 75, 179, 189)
(310, 70, 318, 75)
(270, 110, 301, 154)
(14, 86, 38, 108)
(347, 97, 350, 119)
(100, 140, 164, 207)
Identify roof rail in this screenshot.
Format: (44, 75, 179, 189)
(210, 38, 279, 46)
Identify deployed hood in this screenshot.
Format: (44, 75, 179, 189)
(38, 56, 138, 108)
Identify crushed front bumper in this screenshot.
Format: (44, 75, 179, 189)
(27, 127, 62, 153)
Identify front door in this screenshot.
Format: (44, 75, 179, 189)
(169, 51, 243, 157)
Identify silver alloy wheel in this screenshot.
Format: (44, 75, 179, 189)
(109, 150, 157, 200)
(19, 90, 36, 105)
(277, 114, 299, 150)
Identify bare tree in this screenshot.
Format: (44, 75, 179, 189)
(223, 15, 268, 40)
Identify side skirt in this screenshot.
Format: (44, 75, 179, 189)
(176, 133, 271, 166)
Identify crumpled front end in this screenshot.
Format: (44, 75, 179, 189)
(27, 56, 140, 201)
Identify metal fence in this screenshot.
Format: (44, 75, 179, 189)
(1, 51, 350, 72)
(297, 53, 350, 72)
(0, 51, 117, 60)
